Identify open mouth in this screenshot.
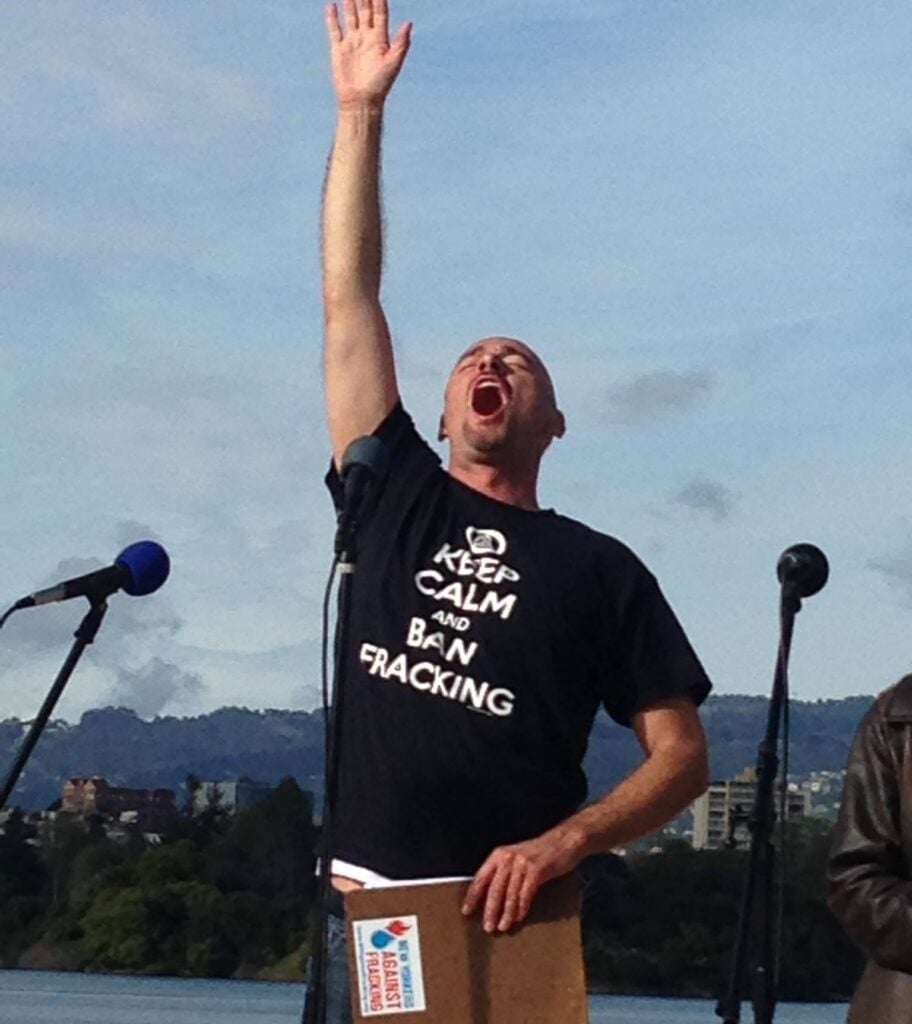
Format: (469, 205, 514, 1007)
(471, 380, 506, 417)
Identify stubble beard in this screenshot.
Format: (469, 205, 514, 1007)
(462, 420, 511, 457)
(459, 421, 539, 473)
(465, 430, 506, 455)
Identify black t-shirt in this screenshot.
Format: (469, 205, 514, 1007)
(326, 404, 711, 878)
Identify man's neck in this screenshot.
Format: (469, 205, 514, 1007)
(447, 460, 540, 510)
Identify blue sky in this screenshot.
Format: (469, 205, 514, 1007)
(1, 0, 910, 722)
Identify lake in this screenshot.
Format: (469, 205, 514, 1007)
(0, 970, 848, 1023)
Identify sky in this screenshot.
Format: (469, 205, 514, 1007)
(1, 0, 910, 723)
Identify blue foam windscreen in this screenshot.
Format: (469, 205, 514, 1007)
(115, 541, 171, 597)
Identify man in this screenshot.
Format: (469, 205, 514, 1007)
(828, 676, 912, 1023)
(319, 1, 711, 1018)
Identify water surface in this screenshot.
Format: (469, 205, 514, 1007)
(0, 970, 848, 1024)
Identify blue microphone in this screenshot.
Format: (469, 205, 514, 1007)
(14, 541, 171, 609)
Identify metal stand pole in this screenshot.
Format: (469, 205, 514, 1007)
(715, 585, 801, 1024)
(0, 599, 108, 811)
(303, 555, 356, 1024)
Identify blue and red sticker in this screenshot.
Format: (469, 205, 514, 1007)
(370, 919, 411, 949)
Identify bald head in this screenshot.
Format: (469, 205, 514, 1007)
(440, 336, 565, 466)
(452, 337, 560, 409)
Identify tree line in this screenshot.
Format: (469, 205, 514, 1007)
(0, 694, 874, 810)
(580, 818, 862, 1001)
(0, 785, 862, 1000)
(0, 778, 316, 979)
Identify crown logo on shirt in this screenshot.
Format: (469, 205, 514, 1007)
(465, 527, 507, 557)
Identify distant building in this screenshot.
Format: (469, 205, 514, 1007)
(61, 776, 176, 832)
(791, 769, 846, 821)
(691, 767, 812, 850)
(191, 778, 275, 816)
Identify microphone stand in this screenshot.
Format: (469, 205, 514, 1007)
(302, 436, 389, 1024)
(0, 598, 108, 811)
(302, 532, 358, 1024)
(715, 582, 802, 1024)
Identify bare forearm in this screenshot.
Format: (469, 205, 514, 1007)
(322, 105, 385, 310)
(554, 744, 709, 860)
(463, 700, 708, 932)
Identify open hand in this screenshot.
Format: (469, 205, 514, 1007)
(326, 0, 412, 111)
(461, 827, 585, 934)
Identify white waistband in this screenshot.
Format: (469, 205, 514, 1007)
(331, 858, 470, 890)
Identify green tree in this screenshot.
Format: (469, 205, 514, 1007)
(0, 811, 49, 964)
(82, 887, 156, 972)
(137, 839, 203, 889)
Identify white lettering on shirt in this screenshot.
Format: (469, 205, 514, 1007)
(413, 570, 518, 621)
(406, 617, 478, 666)
(359, 642, 515, 718)
(361, 525, 524, 719)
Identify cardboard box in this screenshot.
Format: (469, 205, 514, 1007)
(345, 875, 587, 1023)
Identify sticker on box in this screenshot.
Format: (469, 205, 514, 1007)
(352, 914, 426, 1016)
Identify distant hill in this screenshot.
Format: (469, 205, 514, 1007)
(0, 694, 876, 811)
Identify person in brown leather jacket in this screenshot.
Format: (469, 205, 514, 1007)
(827, 674, 912, 1024)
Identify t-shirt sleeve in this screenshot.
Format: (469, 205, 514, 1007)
(600, 551, 712, 727)
(325, 402, 440, 511)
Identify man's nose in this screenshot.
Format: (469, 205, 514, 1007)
(478, 353, 505, 374)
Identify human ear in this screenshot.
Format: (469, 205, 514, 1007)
(552, 409, 566, 440)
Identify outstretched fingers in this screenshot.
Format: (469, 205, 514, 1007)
(389, 20, 412, 58)
(342, 0, 359, 33)
(325, 3, 343, 44)
(374, 0, 392, 47)
(329, 0, 409, 56)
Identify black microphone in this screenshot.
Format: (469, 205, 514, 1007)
(14, 541, 171, 609)
(776, 543, 829, 598)
(335, 436, 390, 557)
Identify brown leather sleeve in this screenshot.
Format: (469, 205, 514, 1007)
(827, 686, 912, 974)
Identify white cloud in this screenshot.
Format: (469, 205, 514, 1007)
(2, 0, 911, 716)
(105, 657, 206, 719)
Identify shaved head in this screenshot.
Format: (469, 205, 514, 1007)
(440, 335, 565, 468)
(451, 336, 560, 409)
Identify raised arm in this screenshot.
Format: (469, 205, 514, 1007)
(322, 0, 412, 466)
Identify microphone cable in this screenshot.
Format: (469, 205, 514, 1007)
(321, 555, 340, 805)
(304, 552, 342, 1024)
(774, 630, 792, 992)
(306, 435, 389, 1024)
